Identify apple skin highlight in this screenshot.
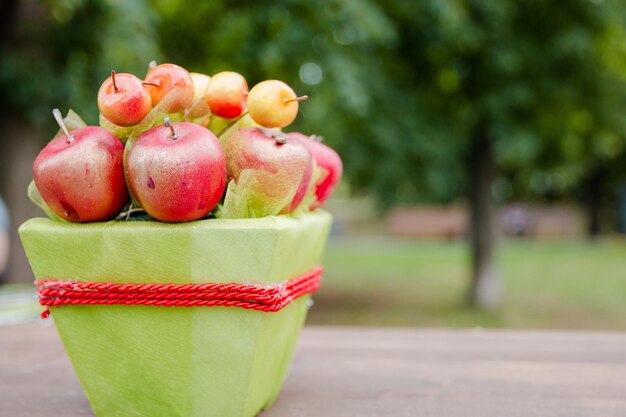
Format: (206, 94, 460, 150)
(126, 122, 227, 222)
(33, 126, 129, 222)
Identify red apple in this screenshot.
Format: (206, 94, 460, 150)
(126, 120, 226, 222)
(224, 127, 312, 214)
(247, 80, 307, 128)
(144, 63, 194, 113)
(97, 70, 152, 127)
(205, 71, 248, 118)
(287, 133, 342, 209)
(33, 114, 129, 222)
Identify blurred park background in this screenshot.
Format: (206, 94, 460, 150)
(1, 0, 626, 329)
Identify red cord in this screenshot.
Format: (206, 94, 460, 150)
(36, 266, 322, 318)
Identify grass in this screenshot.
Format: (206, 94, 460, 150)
(2, 237, 625, 330)
(306, 237, 626, 330)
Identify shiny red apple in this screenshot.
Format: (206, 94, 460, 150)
(287, 133, 342, 209)
(144, 63, 194, 113)
(224, 127, 312, 214)
(126, 119, 226, 222)
(33, 112, 129, 222)
(97, 70, 152, 127)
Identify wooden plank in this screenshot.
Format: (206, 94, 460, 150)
(0, 322, 91, 417)
(264, 327, 626, 417)
(1, 324, 626, 416)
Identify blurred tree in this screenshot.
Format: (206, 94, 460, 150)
(153, 0, 626, 308)
(0, 0, 160, 283)
(379, 0, 626, 306)
(0, 0, 161, 128)
(492, 1, 626, 238)
(152, 0, 462, 206)
(3, 0, 626, 304)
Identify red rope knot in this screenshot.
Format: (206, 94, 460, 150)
(35, 266, 323, 318)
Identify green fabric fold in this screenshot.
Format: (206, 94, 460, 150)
(19, 210, 332, 417)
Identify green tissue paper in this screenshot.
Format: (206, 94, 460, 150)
(19, 210, 332, 417)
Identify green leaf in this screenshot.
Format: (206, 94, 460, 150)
(27, 181, 68, 223)
(217, 168, 296, 219)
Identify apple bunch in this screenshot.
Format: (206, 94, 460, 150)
(31, 62, 342, 223)
(96, 63, 307, 136)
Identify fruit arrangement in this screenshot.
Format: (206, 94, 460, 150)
(31, 63, 342, 223)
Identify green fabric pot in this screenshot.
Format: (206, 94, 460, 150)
(19, 210, 332, 417)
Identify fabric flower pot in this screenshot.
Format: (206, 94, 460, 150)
(19, 210, 332, 417)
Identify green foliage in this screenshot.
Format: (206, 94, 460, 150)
(0, 0, 160, 129)
(4, 0, 626, 208)
(381, 0, 626, 203)
(151, 0, 465, 207)
(151, 0, 626, 207)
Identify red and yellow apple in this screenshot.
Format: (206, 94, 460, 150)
(97, 71, 151, 127)
(247, 80, 306, 128)
(144, 63, 194, 113)
(205, 71, 248, 119)
(189, 72, 211, 119)
(223, 127, 312, 215)
(126, 120, 226, 222)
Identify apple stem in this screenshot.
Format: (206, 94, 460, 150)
(217, 111, 249, 137)
(164, 116, 178, 140)
(142, 81, 160, 87)
(115, 204, 146, 221)
(284, 95, 308, 104)
(52, 109, 74, 143)
(111, 70, 119, 92)
(272, 133, 288, 144)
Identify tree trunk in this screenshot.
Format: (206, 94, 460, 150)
(0, 0, 36, 284)
(0, 0, 18, 43)
(467, 135, 502, 309)
(584, 167, 606, 239)
(0, 117, 42, 284)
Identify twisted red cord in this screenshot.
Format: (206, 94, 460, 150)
(36, 266, 323, 318)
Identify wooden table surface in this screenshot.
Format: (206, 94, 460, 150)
(2, 324, 626, 417)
